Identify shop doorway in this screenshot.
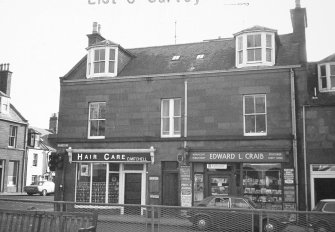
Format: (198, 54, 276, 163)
(208, 174, 231, 196)
(162, 173, 178, 205)
(124, 173, 142, 204)
(314, 178, 335, 205)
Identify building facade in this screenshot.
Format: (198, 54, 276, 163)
(54, 4, 308, 211)
(297, 53, 335, 210)
(0, 64, 28, 193)
(26, 127, 56, 185)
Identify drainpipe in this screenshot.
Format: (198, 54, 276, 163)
(22, 124, 28, 192)
(290, 68, 299, 209)
(302, 105, 308, 210)
(184, 78, 188, 145)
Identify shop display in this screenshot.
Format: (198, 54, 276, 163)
(108, 174, 119, 203)
(76, 182, 90, 202)
(243, 165, 283, 210)
(92, 182, 106, 203)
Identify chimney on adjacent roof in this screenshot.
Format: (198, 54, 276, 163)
(87, 22, 105, 47)
(49, 113, 58, 134)
(0, 63, 12, 97)
(290, 0, 307, 63)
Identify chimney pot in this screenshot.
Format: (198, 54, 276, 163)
(295, 0, 301, 8)
(98, 24, 101, 34)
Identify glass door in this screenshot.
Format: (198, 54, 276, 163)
(209, 175, 231, 196)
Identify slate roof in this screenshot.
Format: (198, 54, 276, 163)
(63, 30, 302, 80)
(319, 53, 335, 63)
(0, 103, 28, 124)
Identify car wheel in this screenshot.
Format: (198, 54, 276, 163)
(41, 189, 47, 196)
(263, 219, 280, 232)
(315, 223, 330, 232)
(195, 215, 211, 231)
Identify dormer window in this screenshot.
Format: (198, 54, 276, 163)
(235, 29, 276, 68)
(318, 63, 335, 92)
(87, 45, 118, 78)
(0, 96, 10, 115)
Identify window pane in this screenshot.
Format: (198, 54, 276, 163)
(247, 49, 254, 62)
(124, 164, 143, 170)
(266, 48, 272, 62)
(255, 96, 265, 113)
(331, 65, 335, 75)
(162, 118, 169, 133)
(321, 77, 327, 89)
(109, 61, 115, 73)
(7, 161, 18, 186)
(255, 34, 261, 47)
(99, 49, 105, 60)
(162, 100, 169, 117)
(174, 99, 181, 116)
(174, 117, 181, 133)
(247, 35, 254, 48)
(239, 51, 243, 64)
(231, 198, 250, 209)
(99, 103, 106, 118)
(238, 37, 243, 50)
(76, 163, 91, 202)
(94, 63, 99, 73)
(244, 96, 254, 114)
(98, 120, 105, 136)
(108, 173, 119, 203)
(90, 121, 98, 136)
(256, 115, 266, 133)
(90, 104, 99, 119)
(331, 76, 335, 88)
(110, 49, 115, 60)
(94, 50, 99, 61)
(245, 115, 255, 133)
(255, 48, 261, 61)
(92, 163, 106, 203)
(109, 163, 120, 171)
(99, 62, 105, 73)
(320, 65, 326, 77)
(266, 34, 272, 47)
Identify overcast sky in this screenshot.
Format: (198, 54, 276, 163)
(0, 0, 334, 129)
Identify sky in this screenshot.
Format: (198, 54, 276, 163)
(0, 0, 334, 129)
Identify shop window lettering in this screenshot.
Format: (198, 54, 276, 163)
(88, 0, 200, 5)
(77, 153, 98, 161)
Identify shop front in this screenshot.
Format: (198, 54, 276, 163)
(66, 147, 155, 208)
(189, 151, 296, 210)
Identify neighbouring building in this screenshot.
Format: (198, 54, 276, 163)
(0, 63, 28, 193)
(297, 53, 335, 210)
(26, 127, 56, 185)
(54, 2, 308, 212)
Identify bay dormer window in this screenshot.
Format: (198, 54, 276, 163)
(235, 28, 276, 68)
(87, 44, 118, 78)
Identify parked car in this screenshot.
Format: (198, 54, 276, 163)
(24, 181, 55, 196)
(186, 195, 291, 231)
(309, 199, 335, 232)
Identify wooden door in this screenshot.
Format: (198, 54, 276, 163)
(162, 172, 178, 206)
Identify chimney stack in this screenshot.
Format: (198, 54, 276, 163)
(290, 0, 307, 63)
(0, 63, 12, 97)
(87, 22, 105, 47)
(49, 113, 58, 134)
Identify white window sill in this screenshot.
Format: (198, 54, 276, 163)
(87, 136, 105, 140)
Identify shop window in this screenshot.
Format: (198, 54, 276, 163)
(88, 102, 106, 139)
(92, 163, 107, 203)
(243, 163, 282, 210)
(7, 161, 18, 186)
(194, 174, 204, 202)
(8, 125, 18, 147)
(161, 98, 181, 138)
(76, 163, 91, 202)
(243, 94, 267, 136)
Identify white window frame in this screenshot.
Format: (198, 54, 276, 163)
(87, 46, 118, 78)
(161, 98, 181, 138)
(8, 125, 18, 147)
(236, 32, 275, 68)
(318, 62, 335, 92)
(243, 94, 267, 136)
(88, 102, 106, 139)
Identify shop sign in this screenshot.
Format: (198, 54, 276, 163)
(190, 151, 287, 162)
(284, 169, 295, 184)
(180, 166, 192, 207)
(72, 152, 151, 162)
(284, 185, 295, 202)
(207, 164, 227, 169)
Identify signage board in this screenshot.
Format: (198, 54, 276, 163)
(190, 151, 287, 162)
(71, 152, 151, 162)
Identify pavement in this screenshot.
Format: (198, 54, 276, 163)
(0, 192, 27, 196)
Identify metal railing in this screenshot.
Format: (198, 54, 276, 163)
(0, 198, 334, 232)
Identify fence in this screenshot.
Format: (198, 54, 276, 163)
(0, 198, 334, 232)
